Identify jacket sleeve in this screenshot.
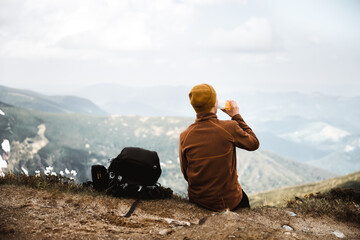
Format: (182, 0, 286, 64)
(179, 134, 188, 181)
(230, 114, 260, 151)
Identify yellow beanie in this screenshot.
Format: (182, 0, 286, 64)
(189, 84, 217, 113)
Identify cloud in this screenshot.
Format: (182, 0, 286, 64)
(182, 0, 247, 6)
(236, 53, 267, 64)
(275, 55, 289, 62)
(308, 36, 321, 44)
(0, 0, 194, 59)
(206, 17, 273, 51)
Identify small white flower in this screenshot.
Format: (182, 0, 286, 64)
(70, 170, 77, 176)
(59, 171, 64, 176)
(44, 170, 50, 176)
(65, 168, 70, 174)
(51, 172, 57, 176)
(46, 166, 53, 172)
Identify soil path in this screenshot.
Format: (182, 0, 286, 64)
(0, 185, 359, 239)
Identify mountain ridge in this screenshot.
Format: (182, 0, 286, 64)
(0, 85, 107, 116)
(0, 101, 335, 194)
(250, 171, 360, 207)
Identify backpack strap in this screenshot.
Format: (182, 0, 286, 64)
(124, 199, 140, 218)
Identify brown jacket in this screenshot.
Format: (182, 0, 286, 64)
(179, 112, 259, 211)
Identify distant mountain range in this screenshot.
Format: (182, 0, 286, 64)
(73, 83, 360, 174)
(1, 83, 359, 184)
(0, 85, 107, 115)
(0, 98, 334, 194)
(72, 83, 191, 116)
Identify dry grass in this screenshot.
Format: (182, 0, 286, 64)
(2, 172, 359, 226)
(287, 188, 360, 224)
(250, 171, 360, 208)
(0, 172, 105, 196)
(0, 172, 178, 201)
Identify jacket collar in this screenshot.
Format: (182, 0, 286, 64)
(196, 112, 217, 122)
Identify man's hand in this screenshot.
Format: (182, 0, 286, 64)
(222, 100, 239, 118)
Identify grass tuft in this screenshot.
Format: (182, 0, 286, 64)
(287, 188, 360, 224)
(0, 172, 97, 195)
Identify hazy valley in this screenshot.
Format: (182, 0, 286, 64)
(1, 84, 359, 194)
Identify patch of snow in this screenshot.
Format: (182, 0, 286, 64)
(1, 139, 10, 153)
(151, 126, 164, 136)
(0, 109, 5, 115)
(0, 155, 7, 168)
(166, 127, 182, 138)
(280, 122, 350, 143)
(168, 119, 180, 124)
(134, 128, 147, 137)
(332, 230, 345, 238)
(110, 115, 122, 119)
(140, 117, 149, 123)
(319, 125, 350, 142)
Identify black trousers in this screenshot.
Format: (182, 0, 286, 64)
(232, 189, 250, 210)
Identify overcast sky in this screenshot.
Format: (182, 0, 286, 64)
(0, 0, 359, 96)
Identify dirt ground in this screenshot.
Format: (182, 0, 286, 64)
(0, 185, 359, 240)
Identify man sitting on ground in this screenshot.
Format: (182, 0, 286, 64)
(179, 83, 259, 211)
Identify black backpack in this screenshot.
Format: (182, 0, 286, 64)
(108, 147, 161, 186)
(90, 147, 172, 217)
(91, 165, 110, 191)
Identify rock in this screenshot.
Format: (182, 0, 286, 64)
(164, 218, 191, 226)
(287, 211, 297, 217)
(282, 225, 293, 231)
(159, 229, 170, 235)
(332, 230, 345, 238)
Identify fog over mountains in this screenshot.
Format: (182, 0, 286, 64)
(73, 83, 360, 174)
(1, 84, 359, 193)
